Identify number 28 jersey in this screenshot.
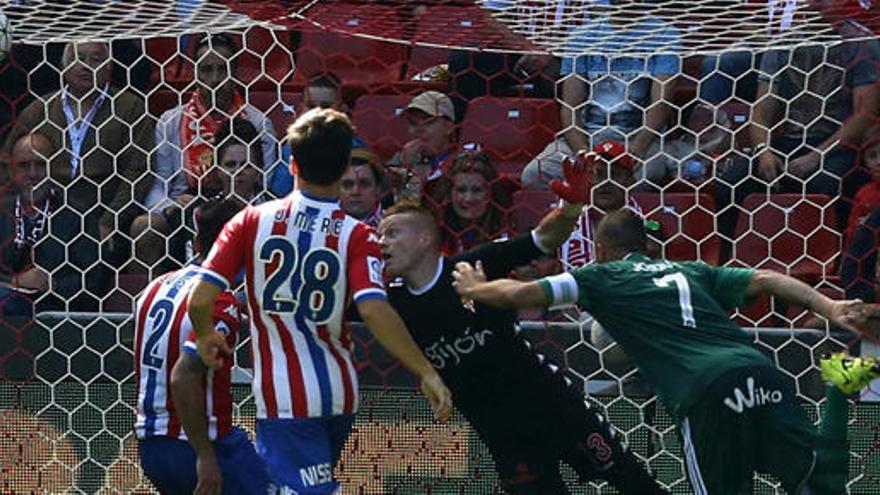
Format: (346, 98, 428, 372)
(199, 191, 386, 420)
(542, 253, 769, 420)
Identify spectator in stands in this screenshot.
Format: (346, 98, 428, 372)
(845, 131, 880, 249)
(210, 118, 266, 204)
(425, 150, 515, 255)
(301, 72, 348, 113)
(340, 143, 386, 228)
(521, 0, 682, 189)
(444, 0, 559, 122)
(0, 134, 60, 317)
(559, 141, 643, 271)
(4, 40, 154, 242)
(268, 72, 349, 197)
(138, 33, 277, 271)
(696, 0, 795, 105)
(2, 41, 155, 309)
(716, 1, 880, 244)
(841, 204, 880, 303)
(388, 91, 458, 183)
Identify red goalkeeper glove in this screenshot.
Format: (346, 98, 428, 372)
(549, 151, 596, 205)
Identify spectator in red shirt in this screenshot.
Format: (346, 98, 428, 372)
(426, 150, 516, 255)
(845, 132, 880, 247)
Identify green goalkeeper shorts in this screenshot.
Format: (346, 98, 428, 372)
(679, 365, 819, 495)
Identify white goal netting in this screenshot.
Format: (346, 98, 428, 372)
(2, 0, 880, 493)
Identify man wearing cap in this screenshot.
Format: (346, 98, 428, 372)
(558, 141, 645, 271)
(388, 90, 458, 183)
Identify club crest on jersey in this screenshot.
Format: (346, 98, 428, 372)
(460, 296, 476, 313)
(367, 256, 384, 285)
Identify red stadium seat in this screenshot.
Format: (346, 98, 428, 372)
(145, 37, 182, 86)
(294, 4, 407, 87)
(732, 194, 840, 281)
(147, 89, 188, 117)
(105, 274, 149, 313)
(460, 97, 559, 168)
(733, 293, 777, 328)
(237, 27, 295, 87)
(406, 46, 453, 79)
(351, 94, 412, 160)
(248, 90, 302, 137)
(632, 192, 721, 265)
(410, 4, 528, 51)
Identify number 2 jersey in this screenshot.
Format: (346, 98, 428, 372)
(541, 253, 769, 421)
(198, 190, 387, 419)
(134, 265, 241, 440)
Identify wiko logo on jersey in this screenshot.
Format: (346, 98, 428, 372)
(723, 376, 783, 413)
(300, 462, 333, 487)
(367, 255, 384, 286)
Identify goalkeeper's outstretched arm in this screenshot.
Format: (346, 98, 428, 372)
(453, 261, 552, 309)
(746, 269, 865, 335)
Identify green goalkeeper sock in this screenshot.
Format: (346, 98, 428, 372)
(809, 385, 849, 494)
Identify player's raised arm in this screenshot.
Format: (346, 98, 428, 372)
(745, 269, 866, 334)
(530, 152, 594, 252)
(356, 298, 452, 422)
(171, 351, 222, 495)
(188, 281, 229, 369)
(453, 260, 557, 309)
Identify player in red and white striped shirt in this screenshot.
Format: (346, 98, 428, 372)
(135, 197, 269, 494)
(187, 108, 452, 494)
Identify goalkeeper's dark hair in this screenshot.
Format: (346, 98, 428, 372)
(383, 198, 441, 248)
(596, 208, 648, 258)
(194, 197, 247, 256)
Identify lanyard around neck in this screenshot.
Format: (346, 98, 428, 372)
(61, 84, 109, 177)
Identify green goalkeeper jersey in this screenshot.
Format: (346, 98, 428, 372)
(540, 253, 771, 420)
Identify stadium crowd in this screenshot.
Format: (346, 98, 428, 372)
(2, 0, 879, 320)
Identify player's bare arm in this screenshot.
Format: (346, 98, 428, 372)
(453, 261, 550, 309)
(356, 297, 453, 422)
(746, 269, 866, 335)
(188, 280, 230, 369)
(170, 352, 222, 495)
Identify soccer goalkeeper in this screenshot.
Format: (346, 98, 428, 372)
(453, 208, 878, 495)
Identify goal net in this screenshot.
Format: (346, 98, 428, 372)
(1, 0, 880, 493)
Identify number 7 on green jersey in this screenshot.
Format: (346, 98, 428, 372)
(653, 273, 697, 328)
